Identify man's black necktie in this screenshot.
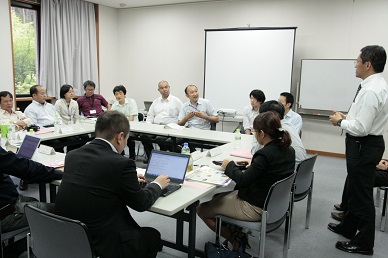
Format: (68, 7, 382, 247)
(353, 84, 362, 103)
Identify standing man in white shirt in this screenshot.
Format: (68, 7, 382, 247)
(242, 89, 266, 134)
(24, 85, 62, 127)
(178, 85, 219, 129)
(328, 45, 388, 255)
(278, 92, 302, 134)
(140, 80, 183, 163)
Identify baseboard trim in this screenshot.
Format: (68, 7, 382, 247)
(306, 149, 345, 158)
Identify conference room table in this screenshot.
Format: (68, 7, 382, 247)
(32, 121, 254, 258)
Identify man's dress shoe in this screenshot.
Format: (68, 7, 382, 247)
(327, 223, 353, 239)
(331, 212, 344, 222)
(334, 203, 344, 211)
(335, 241, 373, 255)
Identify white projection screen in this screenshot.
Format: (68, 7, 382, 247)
(204, 28, 296, 115)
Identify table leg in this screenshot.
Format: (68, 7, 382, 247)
(187, 201, 197, 258)
(38, 183, 47, 202)
(49, 184, 57, 203)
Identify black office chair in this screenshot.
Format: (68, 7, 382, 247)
(25, 205, 97, 258)
(375, 186, 388, 232)
(215, 172, 296, 258)
(135, 113, 145, 158)
(188, 122, 219, 151)
(292, 154, 318, 229)
(1, 204, 29, 258)
(138, 112, 144, 122)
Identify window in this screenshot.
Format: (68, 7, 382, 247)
(11, 1, 40, 95)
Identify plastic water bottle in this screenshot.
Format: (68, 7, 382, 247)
(54, 113, 60, 132)
(234, 128, 242, 149)
(0, 122, 8, 140)
(80, 113, 85, 130)
(181, 142, 193, 172)
(7, 121, 15, 141)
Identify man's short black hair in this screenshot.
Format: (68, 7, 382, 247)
(113, 85, 127, 95)
(360, 45, 387, 73)
(259, 100, 285, 119)
(83, 80, 96, 90)
(0, 91, 13, 100)
(60, 84, 73, 99)
(30, 85, 41, 97)
(184, 85, 197, 94)
(280, 92, 295, 108)
(250, 89, 266, 103)
(95, 111, 130, 140)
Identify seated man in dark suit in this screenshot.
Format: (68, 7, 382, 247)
(332, 159, 388, 221)
(54, 111, 170, 258)
(0, 146, 63, 233)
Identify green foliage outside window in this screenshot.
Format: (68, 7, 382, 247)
(12, 7, 38, 94)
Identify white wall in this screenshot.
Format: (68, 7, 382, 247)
(0, 0, 14, 95)
(98, 0, 388, 155)
(2, 0, 388, 155)
(98, 5, 119, 98)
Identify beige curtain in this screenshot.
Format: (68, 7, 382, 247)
(40, 0, 98, 98)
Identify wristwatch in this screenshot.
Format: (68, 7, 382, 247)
(337, 119, 343, 127)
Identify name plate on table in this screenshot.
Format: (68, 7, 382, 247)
(4, 140, 18, 153)
(191, 150, 203, 161)
(59, 126, 74, 134)
(207, 147, 222, 157)
(38, 144, 56, 155)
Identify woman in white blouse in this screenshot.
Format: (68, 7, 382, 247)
(55, 84, 80, 125)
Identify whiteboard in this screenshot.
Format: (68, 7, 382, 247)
(299, 59, 362, 112)
(204, 28, 296, 114)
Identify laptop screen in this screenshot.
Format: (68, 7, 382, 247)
(17, 135, 41, 159)
(145, 151, 189, 182)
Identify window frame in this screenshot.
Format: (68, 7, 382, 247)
(11, 0, 41, 98)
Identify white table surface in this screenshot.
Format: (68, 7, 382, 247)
(32, 122, 95, 141)
(149, 183, 216, 216)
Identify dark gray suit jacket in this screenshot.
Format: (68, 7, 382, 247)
(54, 139, 162, 257)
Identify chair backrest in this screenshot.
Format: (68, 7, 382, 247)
(144, 101, 152, 112)
(264, 171, 296, 224)
(295, 154, 318, 196)
(138, 112, 144, 121)
(25, 205, 95, 258)
(210, 122, 216, 131)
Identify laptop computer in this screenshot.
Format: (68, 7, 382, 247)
(17, 134, 41, 159)
(144, 150, 190, 197)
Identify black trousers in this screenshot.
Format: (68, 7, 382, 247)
(1, 195, 54, 233)
(339, 134, 385, 249)
(340, 168, 388, 211)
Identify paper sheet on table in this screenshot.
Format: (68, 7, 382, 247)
(35, 128, 55, 134)
(185, 166, 231, 186)
(230, 147, 253, 159)
(183, 180, 213, 189)
(41, 160, 65, 168)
